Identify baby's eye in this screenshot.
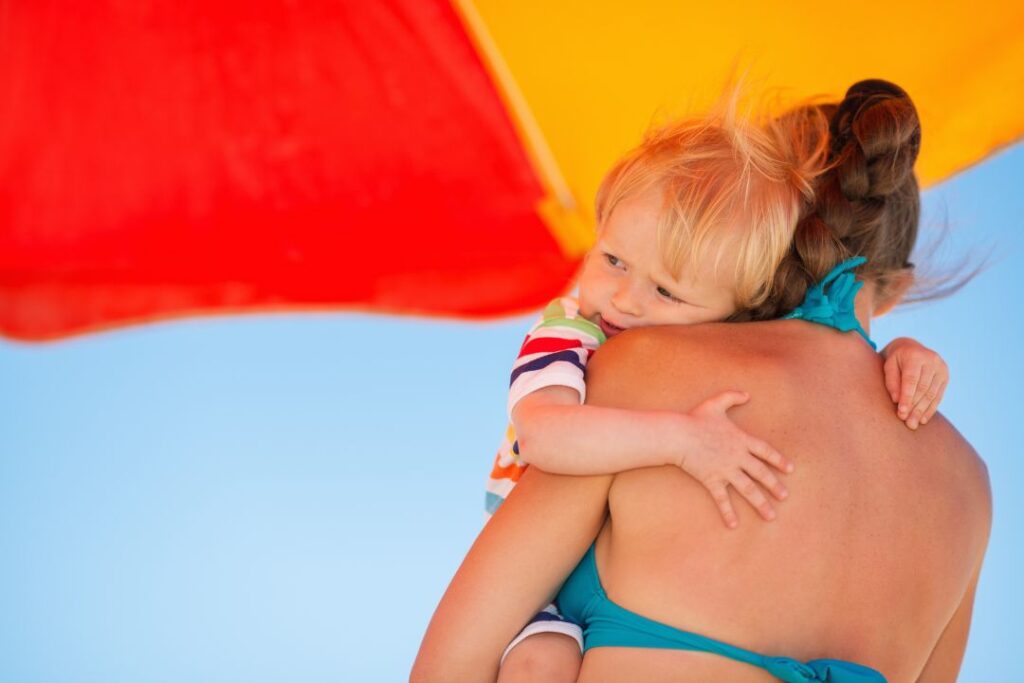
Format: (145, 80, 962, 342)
(656, 286, 683, 303)
(604, 253, 622, 268)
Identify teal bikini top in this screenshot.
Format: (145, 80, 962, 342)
(782, 256, 876, 350)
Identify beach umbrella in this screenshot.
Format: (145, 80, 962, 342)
(2, 0, 1022, 341)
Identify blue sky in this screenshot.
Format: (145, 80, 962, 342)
(2, 144, 1022, 682)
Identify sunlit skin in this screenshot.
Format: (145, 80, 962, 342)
(416, 194, 958, 683)
(577, 187, 949, 428)
(491, 188, 953, 683)
(577, 186, 740, 338)
(414, 89, 958, 683)
(508, 184, 793, 521)
(493, 186, 793, 683)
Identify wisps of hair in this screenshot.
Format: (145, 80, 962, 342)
(595, 84, 830, 312)
(732, 79, 928, 321)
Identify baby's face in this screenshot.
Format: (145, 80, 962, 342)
(578, 187, 739, 339)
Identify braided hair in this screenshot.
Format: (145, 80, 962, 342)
(731, 80, 922, 322)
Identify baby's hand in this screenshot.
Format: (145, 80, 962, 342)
(881, 337, 949, 430)
(678, 391, 793, 529)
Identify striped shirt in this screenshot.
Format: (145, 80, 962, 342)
(485, 297, 606, 518)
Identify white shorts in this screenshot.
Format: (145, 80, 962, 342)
(500, 603, 584, 665)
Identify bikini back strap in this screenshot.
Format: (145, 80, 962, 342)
(782, 256, 876, 349)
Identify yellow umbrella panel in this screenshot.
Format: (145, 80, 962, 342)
(472, 0, 1024, 204)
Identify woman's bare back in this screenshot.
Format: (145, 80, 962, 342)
(577, 321, 991, 683)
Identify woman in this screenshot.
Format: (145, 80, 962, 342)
(411, 81, 992, 682)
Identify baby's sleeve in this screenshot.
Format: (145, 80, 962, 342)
(506, 297, 605, 418)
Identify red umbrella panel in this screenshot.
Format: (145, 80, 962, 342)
(0, 0, 587, 341)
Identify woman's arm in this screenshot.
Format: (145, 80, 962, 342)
(916, 463, 992, 682)
(915, 562, 983, 681)
(410, 468, 613, 683)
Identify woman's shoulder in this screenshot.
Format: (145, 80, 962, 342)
(584, 322, 804, 415)
(588, 322, 811, 390)
(587, 321, 986, 471)
(588, 321, 990, 516)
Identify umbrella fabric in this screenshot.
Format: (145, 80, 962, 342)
(0, 0, 585, 341)
(2, 1, 1022, 341)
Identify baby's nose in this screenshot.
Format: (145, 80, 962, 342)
(611, 285, 642, 316)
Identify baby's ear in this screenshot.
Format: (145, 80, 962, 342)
(874, 268, 914, 317)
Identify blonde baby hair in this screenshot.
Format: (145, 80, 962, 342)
(594, 89, 830, 313)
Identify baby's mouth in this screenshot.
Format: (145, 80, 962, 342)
(598, 316, 625, 338)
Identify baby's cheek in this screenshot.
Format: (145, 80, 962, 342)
(717, 309, 738, 323)
(576, 297, 595, 320)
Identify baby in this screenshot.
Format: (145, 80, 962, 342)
(488, 105, 948, 682)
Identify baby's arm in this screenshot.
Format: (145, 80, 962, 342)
(881, 337, 949, 430)
(512, 387, 792, 528)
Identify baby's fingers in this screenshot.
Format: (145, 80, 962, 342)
(749, 438, 794, 474)
(744, 459, 789, 501)
(920, 378, 948, 425)
(883, 356, 901, 404)
(909, 365, 936, 412)
(708, 483, 739, 529)
(918, 390, 944, 426)
(897, 365, 922, 420)
(904, 367, 936, 429)
(698, 390, 750, 415)
(730, 472, 776, 522)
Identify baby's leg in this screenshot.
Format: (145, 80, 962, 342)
(497, 607, 583, 683)
(498, 633, 582, 683)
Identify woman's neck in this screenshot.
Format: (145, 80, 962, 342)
(855, 280, 877, 337)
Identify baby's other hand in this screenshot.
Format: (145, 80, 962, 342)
(680, 391, 793, 529)
(881, 337, 949, 430)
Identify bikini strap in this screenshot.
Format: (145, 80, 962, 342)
(782, 256, 876, 350)
(764, 656, 887, 682)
